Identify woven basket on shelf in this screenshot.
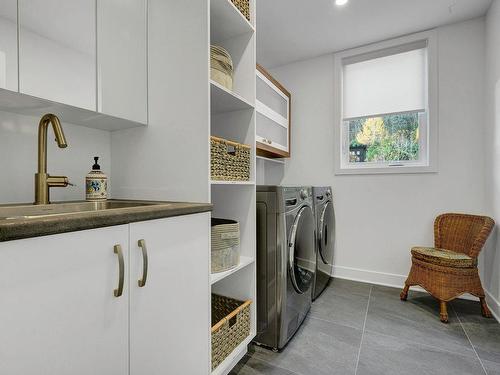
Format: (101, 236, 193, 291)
(211, 45, 233, 90)
(231, 0, 250, 21)
(211, 136, 250, 181)
(212, 218, 240, 273)
(211, 294, 252, 370)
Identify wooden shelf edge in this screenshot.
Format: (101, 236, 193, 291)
(256, 142, 289, 158)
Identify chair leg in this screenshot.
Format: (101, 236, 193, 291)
(480, 297, 493, 318)
(440, 301, 449, 323)
(400, 284, 410, 301)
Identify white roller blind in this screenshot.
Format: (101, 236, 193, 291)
(342, 42, 427, 120)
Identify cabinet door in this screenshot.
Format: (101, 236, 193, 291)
(97, 0, 147, 123)
(0, 226, 129, 375)
(0, 0, 18, 91)
(18, 0, 96, 110)
(129, 213, 210, 375)
(256, 65, 291, 158)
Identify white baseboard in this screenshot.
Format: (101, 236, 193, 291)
(485, 289, 500, 322)
(332, 265, 406, 289)
(331, 265, 499, 322)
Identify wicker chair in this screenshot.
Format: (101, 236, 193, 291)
(400, 213, 495, 323)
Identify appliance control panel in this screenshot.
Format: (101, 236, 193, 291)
(300, 189, 309, 200)
(283, 186, 312, 205)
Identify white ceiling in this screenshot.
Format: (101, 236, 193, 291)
(257, 0, 492, 68)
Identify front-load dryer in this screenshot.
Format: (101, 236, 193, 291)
(312, 186, 335, 300)
(255, 186, 316, 351)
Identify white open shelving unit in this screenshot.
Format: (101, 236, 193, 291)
(210, 256, 255, 285)
(209, 1, 257, 375)
(210, 180, 256, 185)
(211, 80, 254, 114)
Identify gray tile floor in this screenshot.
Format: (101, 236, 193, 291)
(230, 279, 500, 375)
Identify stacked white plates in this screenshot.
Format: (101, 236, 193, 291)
(210, 45, 233, 90)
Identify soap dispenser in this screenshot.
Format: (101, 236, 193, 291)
(86, 157, 108, 201)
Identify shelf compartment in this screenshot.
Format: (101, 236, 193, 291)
(211, 333, 255, 375)
(211, 80, 254, 114)
(211, 256, 254, 285)
(257, 155, 285, 164)
(211, 0, 254, 44)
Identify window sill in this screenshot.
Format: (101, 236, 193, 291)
(335, 164, 437, 176)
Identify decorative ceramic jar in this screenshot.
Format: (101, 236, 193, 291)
(86, 157, 108, 201)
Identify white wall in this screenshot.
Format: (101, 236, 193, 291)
(0, 7, 107, 205)
(0, 110, 111, 204)
(111, 0, 209, 203)
(484, 0, 500, 319)
(269, 18, 487, 288)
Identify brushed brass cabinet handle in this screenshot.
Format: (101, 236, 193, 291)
(138, 239, 148, 287)
(113, 244, 124, 297)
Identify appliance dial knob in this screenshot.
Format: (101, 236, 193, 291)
(300, 189, 308, 200)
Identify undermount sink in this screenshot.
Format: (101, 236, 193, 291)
(0, 200, 161, 220)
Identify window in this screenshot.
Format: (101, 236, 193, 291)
(334, 31, 437, 174)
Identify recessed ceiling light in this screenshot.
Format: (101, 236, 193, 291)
(335, 0, 349, 5)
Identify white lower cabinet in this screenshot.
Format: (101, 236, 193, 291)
(0, 225, 130, 375)
(0, 212, 210, 375)
(129, 214, 210, 375)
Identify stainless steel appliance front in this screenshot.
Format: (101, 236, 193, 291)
(255, 186, 315, 350)
(312, 186, 335, 300)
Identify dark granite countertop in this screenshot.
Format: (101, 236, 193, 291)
(0, 199, 212, 242)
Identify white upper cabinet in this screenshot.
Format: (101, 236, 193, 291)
(256, 64, 291, 158)
(0, 0, 18, 91)
(0, 0, 147, 127)
(97, 0, 148, 124)
(18, 0, 97, 110)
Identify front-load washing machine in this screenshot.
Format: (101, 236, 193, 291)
(255, 186, 316, 351)
(312, 186, 335, 300)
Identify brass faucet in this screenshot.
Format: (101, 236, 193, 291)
(34, 114, 70, 205)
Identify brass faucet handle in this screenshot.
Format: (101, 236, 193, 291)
(46, 175, 70, 187)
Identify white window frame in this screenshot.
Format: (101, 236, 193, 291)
(333, 30, 438, 175)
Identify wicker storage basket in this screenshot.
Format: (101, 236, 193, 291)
(211, 136, 251, 181)
(231, 0, 250, 21)
(211, 294, 252, 370)
(212, 218, 240, 273)
(211, 45, 233, 90)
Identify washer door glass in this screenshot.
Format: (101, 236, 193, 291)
(288, 205, 315, 294)
(318, 201, 335, 265)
